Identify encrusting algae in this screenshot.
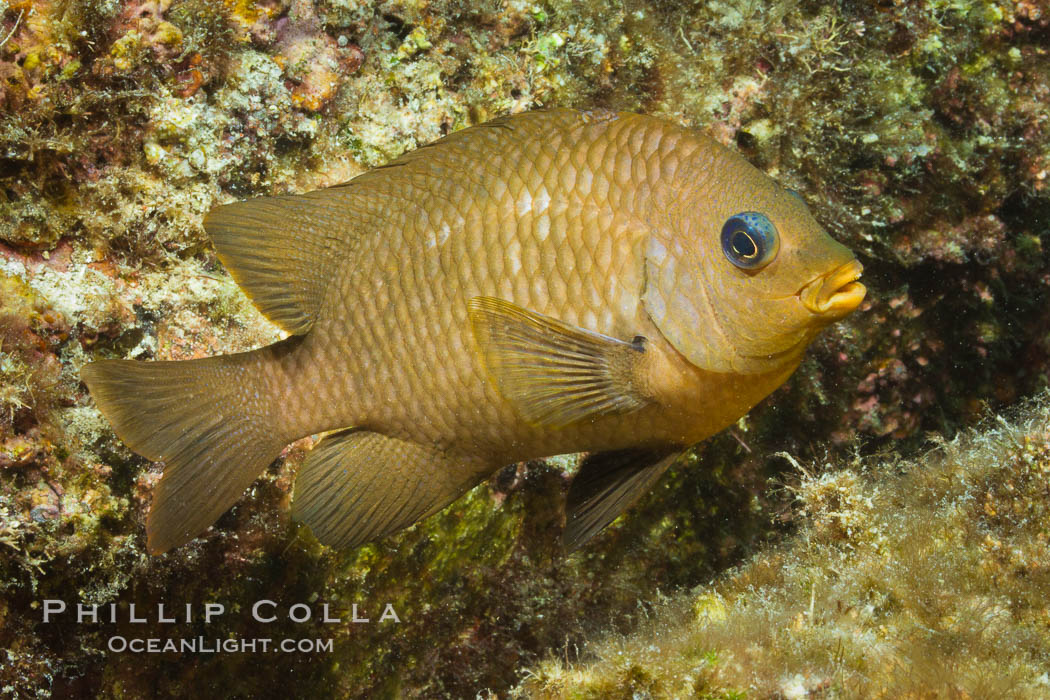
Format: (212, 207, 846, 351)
(82, 108, 865, 555)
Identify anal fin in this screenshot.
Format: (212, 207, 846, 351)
(292, 429, 482, 550)
(468, 296, 652, 428)
(563, 448, 680, 551)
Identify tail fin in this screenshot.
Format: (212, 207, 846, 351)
(81, 351, 288, 554)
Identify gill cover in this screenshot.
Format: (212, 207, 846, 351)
(642, 232, 746, 374)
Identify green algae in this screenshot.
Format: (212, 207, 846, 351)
(518, 396, 1050, 698)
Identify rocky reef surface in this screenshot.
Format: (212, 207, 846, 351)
(519, 395, 1050, 698)
(0, 0, 1048, 697)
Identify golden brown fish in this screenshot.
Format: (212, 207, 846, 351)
(82, 108, 866, 555)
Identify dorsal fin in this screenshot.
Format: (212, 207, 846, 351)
(205, 110, 610, 334)
(204, 190, 356, 334)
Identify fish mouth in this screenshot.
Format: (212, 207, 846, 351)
(799, 259, 866, 318)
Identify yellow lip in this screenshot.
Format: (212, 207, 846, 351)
(799, 259, 866, 317)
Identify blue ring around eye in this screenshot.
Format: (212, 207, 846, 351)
(720, 212, 779, 270)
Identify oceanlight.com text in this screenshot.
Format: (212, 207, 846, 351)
(107, 636, 334, 654)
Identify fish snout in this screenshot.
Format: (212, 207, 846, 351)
(800, 259, 866, 318)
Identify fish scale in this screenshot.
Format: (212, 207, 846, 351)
(325, 117, 626, 443)
(82, 108, 865, 554)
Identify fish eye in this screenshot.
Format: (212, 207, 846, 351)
(720, 212, 779, 270)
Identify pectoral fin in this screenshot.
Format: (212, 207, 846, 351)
(292, 429, 482, 550)
(563, 448, 681, 551)
(467, 296, 652, 428)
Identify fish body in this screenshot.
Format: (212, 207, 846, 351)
(82, 109, 865, 554)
